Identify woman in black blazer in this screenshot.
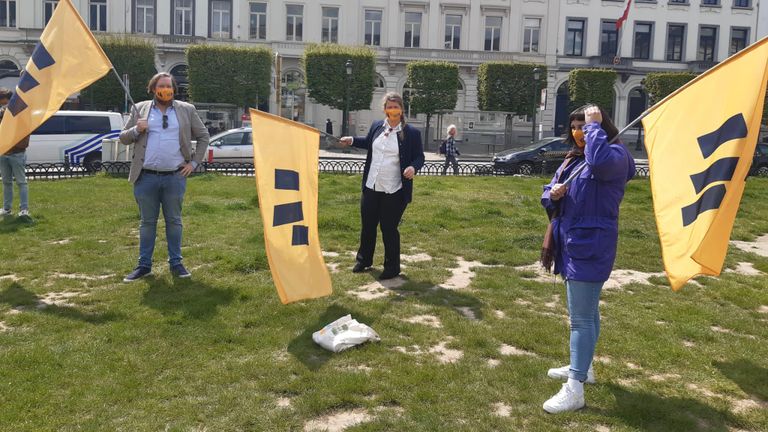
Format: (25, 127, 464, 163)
(340, 92, 425, 279)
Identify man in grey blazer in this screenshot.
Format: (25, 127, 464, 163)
(119, 72, 210, 282)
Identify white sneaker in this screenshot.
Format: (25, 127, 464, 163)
(18, 209, 30, 217)
(547, 364, 596, 384)
(543, 383, 585, 414)
(0, 209, 9, 216)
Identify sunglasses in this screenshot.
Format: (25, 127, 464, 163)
(162, 114, 168, 129)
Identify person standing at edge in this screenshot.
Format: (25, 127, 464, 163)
(339, 92, 425, 280)
(0, 88, 30, 219)
(119, 72, 210, 282)
(440, 124, 460, 175)
(540, 104, 634, 413)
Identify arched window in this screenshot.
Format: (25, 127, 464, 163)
(281, 70, 305, 122)
(0, 60, 19, 72)
(402, 81, 417, 119)
(627, 87, 647, 124)
(374, 74, 385, 90)
(169, 64, 189, 101)
(553, 82, 569, 136)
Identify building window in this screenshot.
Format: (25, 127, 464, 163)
(404, 12, 421, 48)
(484, 16, 502, 52)
(0, 1, 15, 28)
(627, 88, 647, 124)
(669, 0, 688, 3)
(444, 14, 462, 49)
(249, 2, 266, 40)
(374, 74, 385, 89)
(89, 0, 106, 32)
(210, 0, 231, 39)
(698, 26, 717, 61)
(733, 0, 750, 6)
(322, 7, 339, 43)
(730, 28, 749, 56)
(44, 0, 57, 25)
(135, 0, 154, 34)
(565, 18, 585, 56)
(666, 24, 685, 61)
(633, 23, 652, 59)
(601, 20, 618, 57)
(523, 18, 540, 53)
(364, 10, 382, 46)
(403, 82, 417, 119)
(173, 0, 193, 36)
(702, 0, 719, 5)
(286, 4, 303, 41)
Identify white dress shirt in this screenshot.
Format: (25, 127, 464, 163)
(365, 121, 402, 193)
(143, 104, 184, 171)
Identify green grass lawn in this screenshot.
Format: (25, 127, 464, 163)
(0, 173, 766, 431)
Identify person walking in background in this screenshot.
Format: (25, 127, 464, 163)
(0, 88, 30, 219)
(339, 92, 425, 280)
(440, 124, 460, 175)
(119, 72, 210, 282)
(540, 105, 634, 413)
(325, 118, 334, 136)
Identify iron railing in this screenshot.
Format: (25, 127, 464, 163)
(17, 160, 655, 180)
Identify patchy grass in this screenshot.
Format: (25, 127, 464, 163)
(0, 173, 766, 431)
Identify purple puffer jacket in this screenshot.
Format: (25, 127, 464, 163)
(541, 122, 635, 282)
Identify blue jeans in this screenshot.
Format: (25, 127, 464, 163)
(133, 172, 186, 268)
(0, 152, 28, 212)
(566, 279, 604, 382)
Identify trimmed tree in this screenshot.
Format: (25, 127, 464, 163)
(80, 36, 156, 111)
(406, 61, 459, 148)
(477, 62, 547, 116)
(568, 69, 617, 115)
(303, 44, 376, 134)
(186, 45, 272, 108)
(642, 72, 698, 105)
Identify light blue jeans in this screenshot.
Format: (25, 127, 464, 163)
(566, 279, 604, 382)
(0, 152, 28, 212)
(133, 172, 186, 269)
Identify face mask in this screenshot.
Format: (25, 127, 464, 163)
(572, 128, 586, 148)
(385, 108, 402, 121)
(155, 87, 174, 102)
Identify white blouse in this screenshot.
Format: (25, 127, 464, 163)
(366, 122, 403, 193)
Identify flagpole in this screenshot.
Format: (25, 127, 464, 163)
(110, 67, 139, 116)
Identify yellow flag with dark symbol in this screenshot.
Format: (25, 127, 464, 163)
(0, 0, 111, 155)
(642, 36, 768, 291)
(250, 109, 332, 304)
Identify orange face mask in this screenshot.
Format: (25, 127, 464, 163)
(155, 87, 174, 102)
(572, 128, 586, 148)
(385, 108, 402, 121)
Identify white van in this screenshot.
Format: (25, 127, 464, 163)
(25, 111, 124, 170)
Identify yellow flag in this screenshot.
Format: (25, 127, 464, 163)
(250, 109, 332, 304)
(642, 36, 768, 290)
(0, 0, 111, 154)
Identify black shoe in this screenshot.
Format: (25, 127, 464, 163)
(123, 266, 151, 282)
(352, 262, 369, 273)
(379, 269, 400, 280)
(170, 264, 192, 278)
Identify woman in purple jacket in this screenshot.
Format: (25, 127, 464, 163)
(540, 105, 635, 413)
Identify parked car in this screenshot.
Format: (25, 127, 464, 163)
(25, 111, 124, 171)
(207, 127, 253, 163)
(492, 137, 571, 175)
(750, 143, 768, 177)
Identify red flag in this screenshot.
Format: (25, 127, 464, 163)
(616, 0, 632, 31)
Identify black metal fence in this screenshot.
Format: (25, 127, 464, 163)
(19, 159, 652, 180)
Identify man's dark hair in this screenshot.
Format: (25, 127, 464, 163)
(0, 87, 12, 101)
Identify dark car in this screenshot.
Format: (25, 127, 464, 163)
(749, 143, 768, 177)
(492, 137, 571, 175)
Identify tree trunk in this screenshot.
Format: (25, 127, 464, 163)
(425, 113, 432, 151)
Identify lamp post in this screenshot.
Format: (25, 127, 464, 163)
(531, 67, 541, 143)
(342, 59, 353, 136)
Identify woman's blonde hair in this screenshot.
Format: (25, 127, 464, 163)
(447, 124, 457, 136)
(382, 92, 406, 140)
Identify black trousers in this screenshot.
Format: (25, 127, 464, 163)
(356, 187, 407, 272)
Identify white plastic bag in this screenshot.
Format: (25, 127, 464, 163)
(312, 314, 380, 353)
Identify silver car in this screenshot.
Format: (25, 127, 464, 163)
(208, 127, 253, 164)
